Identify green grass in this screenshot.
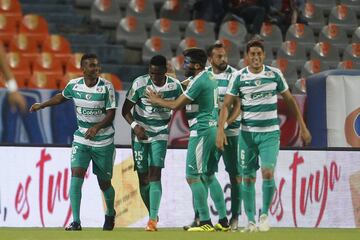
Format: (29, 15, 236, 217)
(0, 228, 359, 240)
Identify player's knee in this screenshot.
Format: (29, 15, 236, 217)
(97, 179, 111, 191)
(148, 166, 162, 181)
(71, 167, 86, 178)
(186, 177, 201, 185)
(261, 168, 274, 179)
(138, 172, 149, 186)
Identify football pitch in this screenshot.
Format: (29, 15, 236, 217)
(0, 228, 359, 240)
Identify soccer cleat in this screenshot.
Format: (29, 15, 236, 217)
(145, 219, 158, 231)
(183, 218, 200, 231)
(230, 218, 239, 232)
(214, 218, 230, 232)
(187, 224, 215, 232)
(103, 211, 116, 231)
(65, 221, 82, 231)
(240, 221, 257, 233)
(258, 214, 270, 232)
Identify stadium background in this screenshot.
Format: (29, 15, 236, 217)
(0, 0, 360, 236)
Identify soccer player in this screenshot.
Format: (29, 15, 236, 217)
(217, 39, 312, 232)
(207, 43, 243, 231)
(29, 54, 117, 231)
(0, 43, 26, 112)
(121, 55, 183, 231)
(183, 43, 242, 232)
(146, 48, 228, 232)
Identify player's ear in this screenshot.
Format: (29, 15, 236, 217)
(194, 63, 201, 70)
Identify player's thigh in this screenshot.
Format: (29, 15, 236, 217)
(257, 131, 280, 170)
(91, 143, 116, 181)
(149, 140, 167, 168)
(132, 140, 149, 173)
(71, 142, 91, 170)
(239, 131, 259, 175)
(223, 135, 241, 176)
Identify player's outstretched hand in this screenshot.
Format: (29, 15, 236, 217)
(29, 103, 43, 112)
(145, 88, 161, 105)
(134, 125, 148, 140)
(216, 128, 228, 151)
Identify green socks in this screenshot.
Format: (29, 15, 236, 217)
(189, 181, 210, 221)
(231, 181, 242, 218)
(262, 178, 275, 215)
(103, 186, 115, 216)
(69, 177, 84, 223)
(149, 181, 162, 220)
(203, 175, 227, 219)
(242, 181, 256, 223)
(139, 184, 150, 212)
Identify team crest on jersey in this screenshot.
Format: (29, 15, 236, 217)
(85, 94, 92, 100)
(168, 83, 174, 89)
(255, 79, 262, 86)
(264, 71, 275, 78)
(96, 87, 102, 92)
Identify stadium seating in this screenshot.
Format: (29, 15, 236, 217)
(302, 2, 326, 34)
(142, 36, 173, 64)
(150, 18, 181, 49)
(100, 72, 123, 90)
(41, 34, 72, 66)
(0, 13, 17, 46)
(19, 14, 49, 46)
(184, 19, 216, 48)
(126, 0, 156, 28)
(352, 27, 360, 43)
(6, 51, 31, 88)
(271, 58, 298, 91)
(0, 0, 22, 26)
(260, 23, 283, 52)
(343, 43, 360, 64)
(337, 59, 360, 69)
(340, 0, 360, 16)
(8, 33, 39, 65)
(159, 0, 191, 28)
(75, 0, 94, 8)
(301, 59, 330, 78)
(176, 37, 206, 56)
(28, 71, 59, 89)
(319, 24, 349, 51)
(217, 38, 241, 67)
(285, 23, 316, 53)
(277, 40, 307, 71)
(310, 42, 340, 68)
(32, 52, 64, 85)
(328, 4, 358, 34)
(90, 0, 122, 28)
(218, 20, 247, 49)
(115, 15, 147, 48)
(237, 56, 249, 69)
(170, 54, 185, 79)
(307, 0, 337, 15)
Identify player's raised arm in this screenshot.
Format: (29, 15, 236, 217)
(29, 93, 68, 112)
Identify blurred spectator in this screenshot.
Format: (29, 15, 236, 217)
(227, 0, 268, 39)
(269, 0, 308, 35)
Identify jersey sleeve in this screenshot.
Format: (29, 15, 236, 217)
(126, 80, 140, 103)
(62, 81, 73, 99)
(183, 77, 204, 101)
(226, 73, 240, 96)
(105, 82, 117, 110)
(275, 70, 289, 93)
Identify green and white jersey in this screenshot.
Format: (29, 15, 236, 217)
(227, 65, 288, 132)
(126, 74, 183, 143)
(62, 77, 117, 147)
(207, 65, 240, 137)
(184, 70, 218, 137)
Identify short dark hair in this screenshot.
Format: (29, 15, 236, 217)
(207, 42, 225, 57)
(150, 55, 167, 67)
(80, 53, 98, 66)
(183, 48, 207, 67)
(246, 39, 264, 53)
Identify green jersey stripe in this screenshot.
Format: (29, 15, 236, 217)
(242, 118, 279, 127)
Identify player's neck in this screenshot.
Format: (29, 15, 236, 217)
(248, 65, 263, 74)
(84, 76, 98, 87)
(212, 65, 226, 74)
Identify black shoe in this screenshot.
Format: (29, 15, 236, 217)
(183, 218, 200, 231)
(103, 211, 116, 231)
(65, 221, 82, 231)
